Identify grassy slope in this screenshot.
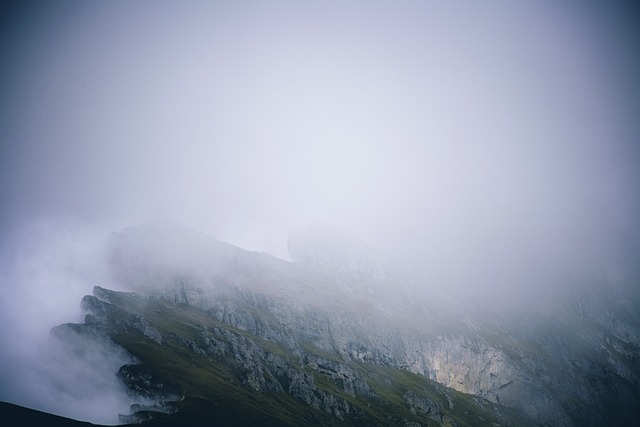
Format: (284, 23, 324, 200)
(83, 288, 537, 427)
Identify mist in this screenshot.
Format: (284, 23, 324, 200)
(0, 219, 140, 423)
(1, 0, 639, 423)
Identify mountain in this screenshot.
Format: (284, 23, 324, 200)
(46, 222, 640, 426)
(0, 401, 98, 427)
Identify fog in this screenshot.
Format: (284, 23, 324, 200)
(1, 0, 639, 423)
(0, 219, 140, 423)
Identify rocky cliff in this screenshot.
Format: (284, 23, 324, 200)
(54, 222, 640, 426)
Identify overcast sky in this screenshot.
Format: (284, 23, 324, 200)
(1, 0, 639, 291)
(1, 1, 639, 421)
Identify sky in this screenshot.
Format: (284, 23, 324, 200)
(0, 0, 639, 421)
(1, 0, 639, 258)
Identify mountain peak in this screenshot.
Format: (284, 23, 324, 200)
(287, 223, 393, 281)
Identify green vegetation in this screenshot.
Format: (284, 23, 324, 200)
(69, 287, 538, 427)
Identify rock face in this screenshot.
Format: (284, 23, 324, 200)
(62, 285, 535, 427)
(63, 221, 640, 426)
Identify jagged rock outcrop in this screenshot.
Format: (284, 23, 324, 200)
(90, 221, 640, 426)
(60, 285, 541, 426)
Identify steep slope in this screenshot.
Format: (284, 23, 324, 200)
(56, 285, 536, 427)
(54, 221, 640, 426)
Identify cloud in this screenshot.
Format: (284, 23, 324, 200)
(0, 218, 136, 424)
(0, 0, 639, 421)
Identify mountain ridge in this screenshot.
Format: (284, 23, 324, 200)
(41, 222, 640, 425)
